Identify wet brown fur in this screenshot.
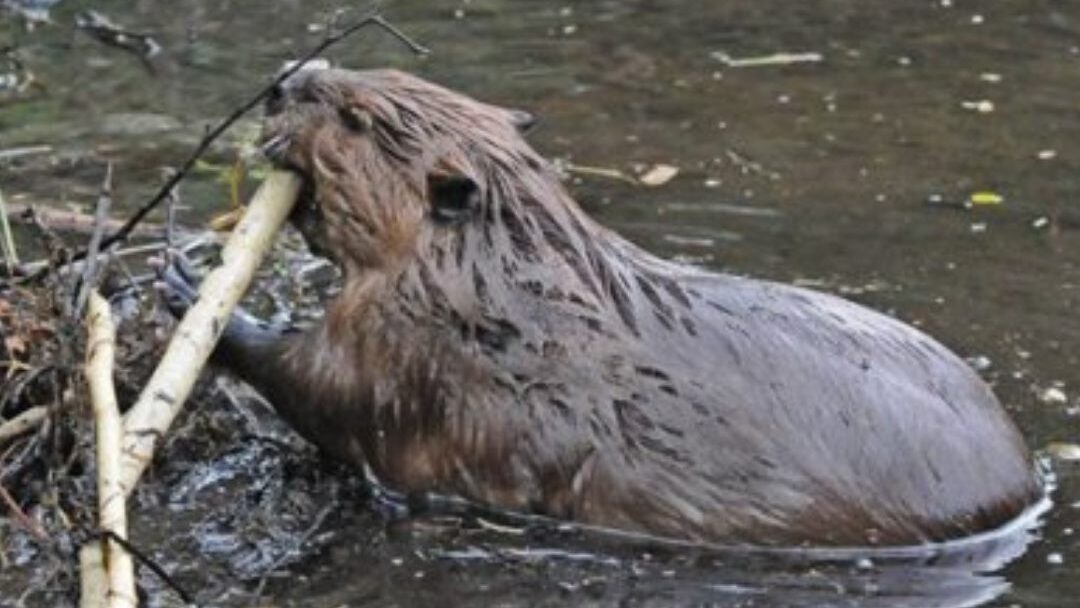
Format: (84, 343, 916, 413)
(226, 68, 1043, 546)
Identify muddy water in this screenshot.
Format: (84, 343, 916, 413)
(2, 0, 1079, 606)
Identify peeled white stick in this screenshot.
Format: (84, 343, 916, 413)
(0, 405, 47, 444)
(79, 543, 108, 608)
(85, 291, 136, 608)
(118, 170, 301, 496)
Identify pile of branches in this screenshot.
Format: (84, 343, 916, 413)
(0, 234, 164, 603)
(0, 196, 345, 605)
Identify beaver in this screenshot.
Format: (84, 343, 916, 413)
(162, 67, 1043, 547)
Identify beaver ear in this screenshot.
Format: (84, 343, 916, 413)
(507, 109, 538, 134)
(428, 173, 480, 224)
(340, 105, 374, 132)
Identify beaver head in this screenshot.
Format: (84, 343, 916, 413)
(262, 69, 550, 279)
(260, 67, 638, 344)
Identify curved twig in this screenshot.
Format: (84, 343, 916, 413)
(80, 10, 427, 262)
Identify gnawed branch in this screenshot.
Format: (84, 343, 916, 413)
(84, 291, 136, 608)
(118, 170, 300, 494)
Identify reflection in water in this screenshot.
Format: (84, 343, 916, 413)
(254, 493, 1048, 608)
(393, 494, 1050, 608)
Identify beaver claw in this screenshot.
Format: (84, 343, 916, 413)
(154, 252, 201, 320)
(153, 252, 289, 348)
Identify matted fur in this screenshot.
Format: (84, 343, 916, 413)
(217, 68, 1045, 546)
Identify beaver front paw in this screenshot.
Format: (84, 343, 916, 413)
(153, 252, 291, 350)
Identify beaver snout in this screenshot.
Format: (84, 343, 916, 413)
(268, 59, 334, 108)
(260, 63, 341, 164)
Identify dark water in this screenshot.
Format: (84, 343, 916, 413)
(2, 0, 1078, 606)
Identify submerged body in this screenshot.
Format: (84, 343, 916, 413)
(177, 68, 1042, 547)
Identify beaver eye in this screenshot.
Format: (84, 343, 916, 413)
(340, 106, 374, 132)
(428, 174, 480, 225)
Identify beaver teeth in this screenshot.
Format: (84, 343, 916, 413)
(260, 133, 291, 162)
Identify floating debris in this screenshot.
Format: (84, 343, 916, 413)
(559, 162, 638, 185)
(969, 191, 1004, 206)
(1037, 149, 1057, 160)
(100, 112, 182, 136)
(1045, 443, 1080, 461)
(638, 164, 680, 187)
(966, 355, 992, 372)
(1046, 552, 1064, 565)
(0, 45, 39, 96)
(75, 10, 162, 67)
(662, 234, 714, 248)
(710, 51, 824, 68)
(925, 193, 962, 209)
(0, 144, 52, 162)
(1039, 386, 1068, 405)
(960, 99, 995, 113)
(725, 149, 781, 180)
(1, 0, 61, 25)
(557, 162, 682, 188)
(1032, 216, 1050, 230)
(979, 72, 1003, 83)
(664, 202, 781, 218)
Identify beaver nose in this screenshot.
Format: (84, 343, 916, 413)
(265, 83, 287, 115)
(265, 58, 331, 114)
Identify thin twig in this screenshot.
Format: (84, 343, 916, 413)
(12, 242, 172, 279)
(0, 187, 19, 274)
(0, 482, 48, 542)
(107, 250, 143, 296)
(99, 530, 196, 605)
(73, 164, 114, 319)
(0, 406, 48, 445)
(252, 491, 339, 599)
(0, 365, 55, 422)
(75, 10, 161, 74)
(80, 9, 427, 261)
(164, 169, 178, 250)
(21, 206, 71, 276)
(0, 424, 43, 485)
(4, 201, 169, 238)
(562, 163, 639, 185)
(0, 145, 52, 162)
